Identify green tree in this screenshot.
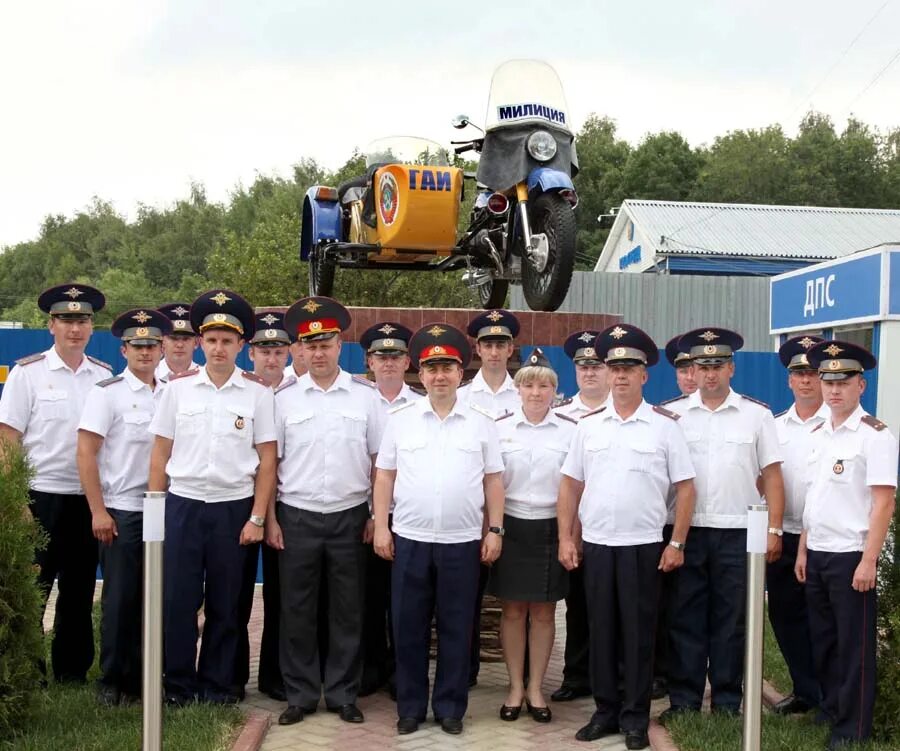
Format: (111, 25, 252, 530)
(619, 131, 704, 202)
(788, 112, 841, 205)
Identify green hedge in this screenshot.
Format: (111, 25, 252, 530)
(0, 440, 46, 737)
(873, 500, 900, 742)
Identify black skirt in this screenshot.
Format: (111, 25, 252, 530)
(487, 514, 568, 602)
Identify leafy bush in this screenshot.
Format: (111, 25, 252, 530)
(873, 497, 900, 741)
(0, 440, 46, 737)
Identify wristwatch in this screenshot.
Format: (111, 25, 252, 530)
(488, 526, 505, 537)
(249, 514, 265, 528)
(768, 527, 784, 537)
(668, 540, 685, 551)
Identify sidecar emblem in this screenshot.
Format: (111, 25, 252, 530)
(378, 173, 399, 227)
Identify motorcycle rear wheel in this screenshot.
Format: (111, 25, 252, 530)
(308, 246, 336, 297)
(478, 277, 509, 309)
(522, 192, 576, 312)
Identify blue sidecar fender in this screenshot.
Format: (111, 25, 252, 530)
(300, 186, 342, 261)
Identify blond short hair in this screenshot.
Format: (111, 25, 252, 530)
(514, 365, 558, 389)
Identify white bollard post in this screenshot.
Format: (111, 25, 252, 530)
(142, 491, 166, 751)
(743, 504, 769, 751)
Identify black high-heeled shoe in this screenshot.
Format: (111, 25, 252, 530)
(526, 701, 552, 723)
(499, 702, 523, 721)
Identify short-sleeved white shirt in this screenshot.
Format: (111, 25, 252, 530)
(371, 382, 422, 450)
(668, 389, 781, 529)
(556, 392, 609, 419)
(803, 405, 898, 553)
(496, 408, 576, 520)
(149, 366, 276, 502)
(274, 369, 380, 513)
(0, 347, 112, 493)
(775, 402, 829, 534)
(457, 369, 520, 418)
(155, 358, 200, 382)
(562, 400, 695, 546)
(376, 398, 504, 543)
(78, 368, 164, 511)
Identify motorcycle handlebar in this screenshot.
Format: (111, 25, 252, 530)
(454, 143, 475, 155)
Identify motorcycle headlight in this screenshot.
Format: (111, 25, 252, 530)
(527, 131, 558, 162)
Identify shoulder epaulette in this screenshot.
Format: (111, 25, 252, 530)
(861, 414, 887, 432)
(660, 394, 688, 406)
(169, 368, 199, 381)
(555, 411, 578, 424)
(653, 404, 680, 421)
(352, 374, 376, 388)
(389, 400, 416, 415)
(241, 371, 267, 386)
(275, 375, 297, 394)
(409, 385, 426, 396)
(15, 353, 45, 366)
(96, 376, 123, 388)
(470, 404, 494, 419)
(495, 411, 513, 422)
(459, 378, 472, 388)
(741, 394, 771, 410)
(774, 409, 788, 418)
(87, 355, 112, 371)
(554, 396, 573, 408)
(582, 406, 607, 419)
(811, 423, 824, 433)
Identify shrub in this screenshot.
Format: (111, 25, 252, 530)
(0, 440, 46, 737)
(873, 497, 900, 741)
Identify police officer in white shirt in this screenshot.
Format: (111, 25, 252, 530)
(558, 325, 696, 750)
(76, 308, 169, 705)
(373, 323, 504, 736)
(551, 329, 608, 703)
(661, 336, 697, 404)
(358, 322, 422, 697)
(767, 335, 827, 716)
(661, 327, 785, 723)
(269, 297, 380, 727)
(148, 289, 277, 706)
(283, 338, 308, 380)
(0, 283, 112, 684)
(795, 341, 897, 749)
(155, 302, 200, 380)
(236, 310, 292, 702)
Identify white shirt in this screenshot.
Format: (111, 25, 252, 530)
(557, 392, 609, 419)
(562, 400, 695, 546)
(78, 368, 164, 512)
(458, 369, 520, 418)
(376, 398, 504, 544)
(275, 369, 381, 513)
(669, 389, 781, 529)
(372, 382, 423, 450)
(775, 402, 830, 534)
(0, 347, 112, 493)
(149, 366, 276, 502)
(283, 363, 305, 380)
(496, 408, 576, 520)
(155, 358, 200, 382)
(803, 405, 898, 553)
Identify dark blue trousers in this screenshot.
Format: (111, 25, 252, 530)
(392, 536, 481, 722)
(766, 532, 820, 706)
(163, 492, 252, 702)
(98, 508, 143, 696)
(806, 550, 876, 745)
(668, 527, 746, 711)
(561, 564, 591, 689)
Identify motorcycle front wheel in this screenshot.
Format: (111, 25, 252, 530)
(308, 246, 336, 297)
(521, 192, 576, 312)
(478, 277, 509, 309)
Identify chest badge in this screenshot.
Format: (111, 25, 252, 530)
(235, 416, 245, 430)
(832, 459, 844, 475)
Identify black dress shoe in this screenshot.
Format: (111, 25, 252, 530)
(397, 717, 420, 734)
(551, 685, 592, 702)
(331, 703, 364, 723)
(440, 717, 463, 734)
(625, 729, 650, 749)
(575, 719, 618, 741)
(500, 703, 523, 721)
(278, 705, 306, 725)
(772, 694, 813, 715)
(658, 706, 698, 725)
(164, 693, 194, 708)
(261, 685, 287, 702)
(526, 702, 552, 723)
(651, 677, 668, 700)
(710, 704, 740, 717)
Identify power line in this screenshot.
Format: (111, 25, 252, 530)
(841, 44, 900, 115)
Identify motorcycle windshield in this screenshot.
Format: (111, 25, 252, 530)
(365, 136, 450, 168)
(483, 60, 572, 135)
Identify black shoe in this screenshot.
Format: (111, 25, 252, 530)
(575, 719, 618, 741)
(526, 702, 552, 723)
(96, 685, 120, 707)
(278, 706, 307, 725)
(440, 717, 463, 734)
(711, 705, 740, 718)
(397, 717, 420, 734)
(813, 709, 832, 727)
(772, 694, 813, 715)
(658, 706, 698, 726)
(329, 703, 364, 723)
(500, 703, 523, 721)
(260, 684, 287, 702)
(164, 693, 194, 708)
(551, 685, 592, 702)
(651, 677, 668, 700)
(625, 729, 650, 749)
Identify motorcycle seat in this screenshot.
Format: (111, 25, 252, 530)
(337, 174, 368, 204)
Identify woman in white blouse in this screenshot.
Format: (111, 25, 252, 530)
(488, 349, 576, 723)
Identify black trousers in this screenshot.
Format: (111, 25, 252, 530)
(362, 543, 393, 689)
(806, 550, 876, 744)
(259, 542, 284, 692)
(766, 532, 820, 706)
(668, 527, 746, 711)
(653, 524, 674, 682)
(29, 490, 98, 683)
(98, 508, 143, 696)
(235, 542, 260, 692)
(393, 536, 481, 722)
(584, 541, 661, 733)
(278, 502, 368, 708)
(560, 563, 591, 689)
(468, 563, 490, 683)
(163, 493, 252, 702)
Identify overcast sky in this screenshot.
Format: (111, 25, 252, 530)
(1, 0, 898, 248)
